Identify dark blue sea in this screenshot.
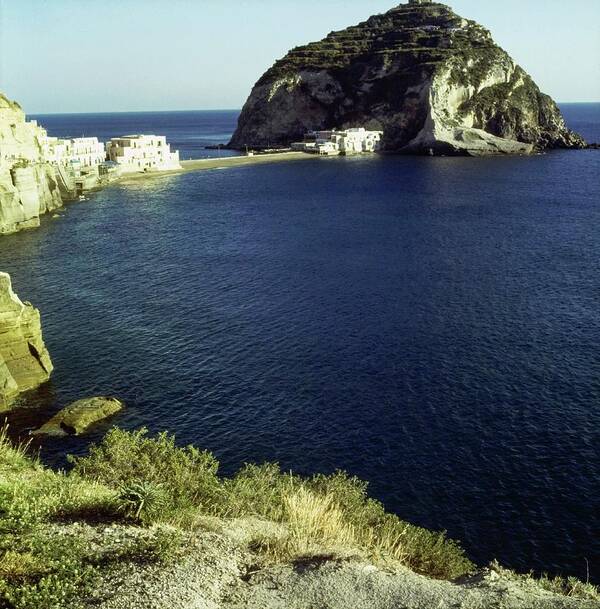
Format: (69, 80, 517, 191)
(30, 110, 241, 160)
(2, 105, 599, 583)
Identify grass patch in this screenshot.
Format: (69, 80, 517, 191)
(490, 560, 599, 602)
(0, 525, 100, 609)
(68, 429, 474, 578)
(0, 427, 184, 609)
(1, 425, 597, 607)
(220, 465, 472, 579)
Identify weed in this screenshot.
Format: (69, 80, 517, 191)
(490, 560, 599, 602)
(116, 481, 167, 523)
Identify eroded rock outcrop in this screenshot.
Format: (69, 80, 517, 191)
(32, 396, 124, 436)
(0, 93, 62, 233)
(229, 2, 585, 155)
(0, 272, 53, 408)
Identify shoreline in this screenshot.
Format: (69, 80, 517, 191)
(115, 151, 316, 184)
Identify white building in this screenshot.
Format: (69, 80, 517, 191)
(291, 140, 339, 155)
(292, 127, 383, 155)
(105, 135, 181, 173)
(335, 128, 383, 154)
(41, 135, 106, 169)
(70, 137, 106, 167)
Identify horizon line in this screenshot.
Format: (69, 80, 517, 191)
(27, 102, 600, 117)
(29, 108, 243, 116)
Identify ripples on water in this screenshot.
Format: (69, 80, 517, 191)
(1, 108, 599, 583)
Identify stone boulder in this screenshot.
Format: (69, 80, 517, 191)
(32, 396, 124, 437)
(0, 272, 53, 409)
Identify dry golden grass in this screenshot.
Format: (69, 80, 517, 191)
(361, 519, 410, 564)
(283, 487, 356, 554)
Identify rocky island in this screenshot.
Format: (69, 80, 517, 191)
(229, 1, 585, 155)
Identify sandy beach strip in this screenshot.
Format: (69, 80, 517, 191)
(116, 151, 315, 183)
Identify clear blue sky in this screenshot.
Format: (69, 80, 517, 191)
(1, 0, 598, 113)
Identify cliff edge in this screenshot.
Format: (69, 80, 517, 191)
(0, 272, 53, 408)
(229, 2, 584, 155)
(0, 428, 597, 608)
(0, 93, 62, 234)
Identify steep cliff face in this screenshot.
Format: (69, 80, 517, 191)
(0, 272, 53, 409)
(0, 93, 62, 234)
(229, 2, 584, 155)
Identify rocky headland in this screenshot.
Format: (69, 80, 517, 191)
(229, 2, 585, 155)
(0, 272, 53, 409)
(0, 94, 62, 234)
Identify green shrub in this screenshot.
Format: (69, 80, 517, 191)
(218, 462, 299, 520)
(116, 481, 168, 523)
(69, 428, 221, 522)
(2, 425, 598, 600)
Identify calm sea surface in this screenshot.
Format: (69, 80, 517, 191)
(31, 110, 241, 159)
(2, 105, 599, 582)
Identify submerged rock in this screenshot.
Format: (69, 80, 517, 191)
(0, 272, 53, 409)
(229, 2, 584, 156)
(32, 396, 124, 436)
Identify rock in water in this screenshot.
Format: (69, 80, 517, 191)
(0, 272, 53, 409)
(32, 397, 124, 436)
(229, 2, 585, 155)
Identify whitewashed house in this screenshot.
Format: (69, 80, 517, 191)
(335, 128, 383, 154)
(70, 137, 106, 167)
(41, 135, 106, 168)
(105, 135, 181, 173)
(292, 127, 383, 155)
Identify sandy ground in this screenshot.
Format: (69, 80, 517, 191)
(115, 152, 316, 184)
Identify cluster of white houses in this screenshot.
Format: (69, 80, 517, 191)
(106, 135, 180, 172)
(6, 119, 385, 200)
(291, 128, 383, 156)
(40, 132, 182, 180)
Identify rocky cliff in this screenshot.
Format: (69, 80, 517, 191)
(0, 93, 62, 233)
(229, 2, 585, 155)
(0, 272, 53, 409)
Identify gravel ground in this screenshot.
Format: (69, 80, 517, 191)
(68, 520, 598, 609)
